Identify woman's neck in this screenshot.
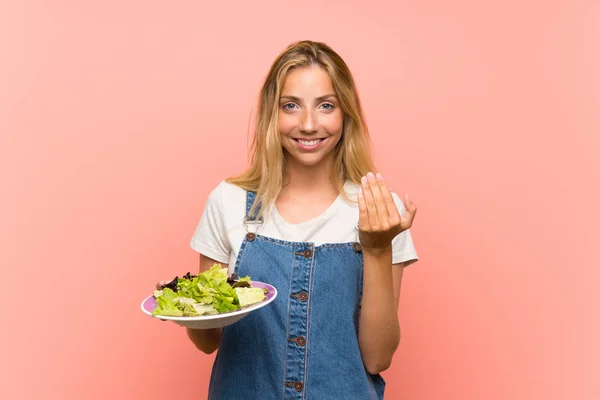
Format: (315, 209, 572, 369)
(281, 158, 338, 197)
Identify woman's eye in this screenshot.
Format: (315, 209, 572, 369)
(282, 103, 297, 110)
(320, 103, 334, 110)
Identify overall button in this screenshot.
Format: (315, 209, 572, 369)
(246, 232, 256, 241)
(288, 336, 306, 346)
(285, 381, 304, 391)
(293, 291, 309, 302)
(352, 242, 362, 252)
(303, 249, 312, 258)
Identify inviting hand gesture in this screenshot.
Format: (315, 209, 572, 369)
(357, 172, 417, 253)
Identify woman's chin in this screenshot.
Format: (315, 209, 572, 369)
(286, 151, 332, 168)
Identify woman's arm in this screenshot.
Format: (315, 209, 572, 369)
(185, 254, 227, 354)
(356, 172, 417, 375)
(358, 249, 404, 374)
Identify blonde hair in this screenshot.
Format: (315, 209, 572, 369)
(226, 40, 376, 218)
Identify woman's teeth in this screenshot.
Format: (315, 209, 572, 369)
(297, 139, 321, 146)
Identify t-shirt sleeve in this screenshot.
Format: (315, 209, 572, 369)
(391, 192, 419, 266)
(189, 183, 231, 264)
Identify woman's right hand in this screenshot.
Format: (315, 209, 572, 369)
(155, 280, 167, 290)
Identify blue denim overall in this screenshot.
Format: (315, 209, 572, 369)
(208, 191, 386, 399)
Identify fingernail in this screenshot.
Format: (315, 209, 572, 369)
(376, 173, 383, 181)
(367, 172, 374, 180)
(361, 176, 367, 184)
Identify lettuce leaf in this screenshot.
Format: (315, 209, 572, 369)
(152, 264, 265, 317)
(235, 287, 266, 307)
(152, 288, 184, 316)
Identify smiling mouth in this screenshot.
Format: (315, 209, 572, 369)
(293, 138, 326, 146)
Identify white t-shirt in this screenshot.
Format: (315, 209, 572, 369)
(190, 180, 418, 275)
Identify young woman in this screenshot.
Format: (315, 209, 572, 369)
(179, 40, 417, 399)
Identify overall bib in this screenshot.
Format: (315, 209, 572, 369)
(208, 191, 385, 399)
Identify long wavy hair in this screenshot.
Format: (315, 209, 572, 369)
(226, 40, 376, 218)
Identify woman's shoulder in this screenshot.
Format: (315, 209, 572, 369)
(206, 180, 246, 217)
(216, 179, 247, 195)
(207, 180, 247, 207)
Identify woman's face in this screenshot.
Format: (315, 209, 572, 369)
(278, 64, 344, 169)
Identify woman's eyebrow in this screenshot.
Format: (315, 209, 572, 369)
(280, 94, 337, 102)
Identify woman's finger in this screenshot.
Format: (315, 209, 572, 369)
(357, 185, 369, 230)
(377, 174, 402, 221)
(376, 175, 401, 224)
(368, 173, 388, 227)
(361, 175, 378, 227)
(401, 194, 417, 229)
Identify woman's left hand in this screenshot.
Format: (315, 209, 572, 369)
(357, 172, 417, 253)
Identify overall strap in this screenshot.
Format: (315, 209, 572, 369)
(244, 190, 263, 223)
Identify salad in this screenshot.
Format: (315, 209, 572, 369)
(152, 264, 267, 317)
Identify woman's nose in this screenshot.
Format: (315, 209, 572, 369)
(299, 110, 318, 133)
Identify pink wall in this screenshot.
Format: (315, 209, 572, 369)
(2, 1, 598, 399)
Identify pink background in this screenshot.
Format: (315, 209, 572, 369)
(1, 1, 599, 399)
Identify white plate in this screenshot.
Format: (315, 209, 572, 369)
(140, 281, 277, 329)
